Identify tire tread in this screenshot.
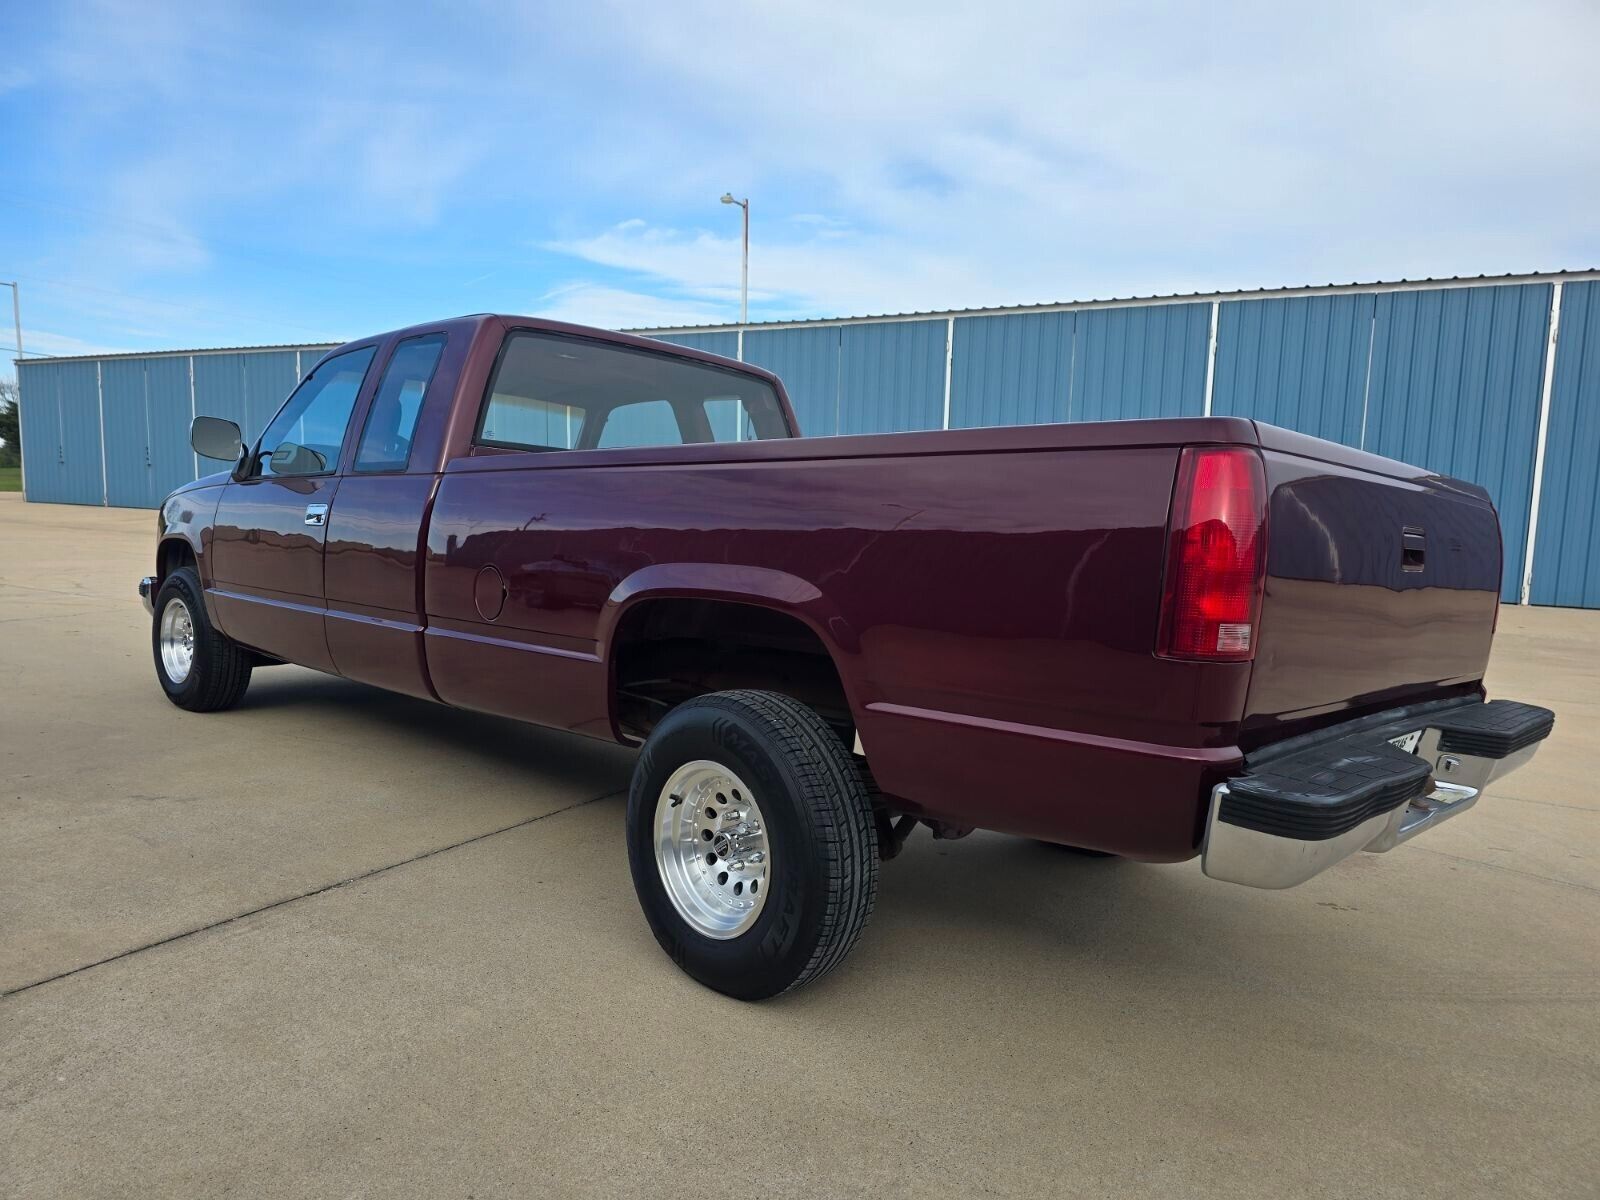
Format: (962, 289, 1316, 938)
(155, 566, 252, 712)
(685, 689, 879, 995)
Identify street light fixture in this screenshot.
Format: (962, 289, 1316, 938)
(720, 193, 749, 357)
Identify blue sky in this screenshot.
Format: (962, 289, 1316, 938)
(2, 0, 1598, 379)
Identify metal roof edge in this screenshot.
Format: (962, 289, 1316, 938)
(15, 342, 342, 367)
(15, 273, 1598, 361)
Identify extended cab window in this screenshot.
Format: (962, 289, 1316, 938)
(254, 345, 375, 476)
(354, 334, 445, 472)
(477, 332, 789, 452)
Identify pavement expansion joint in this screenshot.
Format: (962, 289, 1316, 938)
(1, 788, 623, 998)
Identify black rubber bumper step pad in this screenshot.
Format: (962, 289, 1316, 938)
(1433, 699, 1555, 759)
(1219, 737, 1432, 842)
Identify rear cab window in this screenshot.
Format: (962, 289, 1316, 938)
(476, 332, 789, 453)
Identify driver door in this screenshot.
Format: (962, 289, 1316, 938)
(208, 344, 377, 671)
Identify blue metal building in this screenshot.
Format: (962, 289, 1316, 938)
(17, 344, 335, 510)
(15, 270, 1600, 608)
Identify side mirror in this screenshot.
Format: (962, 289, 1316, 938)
(191, 415, 243, 463)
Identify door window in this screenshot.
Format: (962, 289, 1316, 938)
(354, 335, 445, 472)
(254, 345, 376, 476)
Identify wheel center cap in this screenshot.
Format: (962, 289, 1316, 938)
(712, 832, 734, 858)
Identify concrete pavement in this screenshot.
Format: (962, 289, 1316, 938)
(2, 492, 1597, 1198)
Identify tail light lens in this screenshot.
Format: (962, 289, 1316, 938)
(1157, 446, 1268, 662)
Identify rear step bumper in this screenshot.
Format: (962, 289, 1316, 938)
(1203, 699, 1554, 889)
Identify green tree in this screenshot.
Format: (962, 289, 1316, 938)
(0, 380, 19, 469)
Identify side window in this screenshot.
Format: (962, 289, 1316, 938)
(354, 334, 445, 472)
(255, 346, 375, 477)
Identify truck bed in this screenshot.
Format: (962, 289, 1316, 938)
(421, 414, 1503, 859)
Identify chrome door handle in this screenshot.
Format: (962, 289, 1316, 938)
(304, 503, 329, 527)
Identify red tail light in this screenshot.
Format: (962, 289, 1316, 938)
(1157, 446, 1268, 662)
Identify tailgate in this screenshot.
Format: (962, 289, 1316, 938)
(1241, 425, 1502, 745)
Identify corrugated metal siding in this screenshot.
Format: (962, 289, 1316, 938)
(17, 363, 63, 502)
(20, 361, 106, 504)
(950, 312, 1072, 429)
(190, 353, 251, 442)
(1531, 281, 1600, 606)
(650, 331, 740, 359)
(1364, 284, 1551, 601)
(742, 327, 841, 436)
(147, 356, 198, 497)
(1072, 302, 1209, 421)
(60, 361, 106, 504)
(14, 278, 1600, 611)
(296, 347, 336, 379)
(20, 346, 326, 507)
(838, 320, 945, 435)
(1213, 294, 1375, 446)
(100, 359, 154, 507)
(241, 351, 301, 439)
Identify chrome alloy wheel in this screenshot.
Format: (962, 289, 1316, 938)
(654, 760, 771, 939)
(159, 596, 196, 684)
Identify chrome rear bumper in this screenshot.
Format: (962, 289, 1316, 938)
(139, 576, 155, 616)
(1203, 699, 1552, 889)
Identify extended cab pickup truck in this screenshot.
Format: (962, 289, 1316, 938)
(141, 314, 1554, 999)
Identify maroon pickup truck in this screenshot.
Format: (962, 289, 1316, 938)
(140, 314, 1553, 999)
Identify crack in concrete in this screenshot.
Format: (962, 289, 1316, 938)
(1409, 843, 1600, 896)
(1, 788, 623, 998)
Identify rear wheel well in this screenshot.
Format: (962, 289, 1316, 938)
(612, 598, 853, 744)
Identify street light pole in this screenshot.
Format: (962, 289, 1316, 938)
(1, 279, 23, 496)
(0, 279, 20, 369)
(720, 194, 748, 359)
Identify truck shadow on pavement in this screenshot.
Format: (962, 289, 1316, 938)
(234, 666, 639, 789)
(221, 670, 1396, 1013)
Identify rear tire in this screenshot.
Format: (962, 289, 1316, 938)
(152, 566, 253, 712)
(626, 690, 879, 1000)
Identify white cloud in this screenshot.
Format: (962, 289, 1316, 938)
(539, 0, 1600, 320)
(532, 283, 735, 330)
(11, 0, 1600, 354)
(547, 220, 995, 323)
(19, 330, 132, 360)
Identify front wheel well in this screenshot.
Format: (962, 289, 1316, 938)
(156, 538, 196, 589)
(611, 598, 853, 744)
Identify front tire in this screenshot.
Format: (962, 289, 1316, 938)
(626, 690, 879, 1000)
(152, 566, 253, 712)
